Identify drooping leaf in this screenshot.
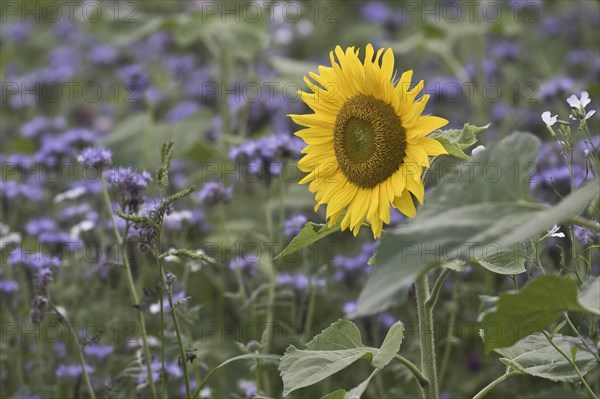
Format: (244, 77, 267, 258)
(479, 275, 593, 352)
(372, 321, 404, 369)
(495, 333, 597, 382)
(353, 133, 599, 317)
(274, 219, 342, 261)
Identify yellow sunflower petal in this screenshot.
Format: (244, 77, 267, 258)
(394, 192, 417, 218)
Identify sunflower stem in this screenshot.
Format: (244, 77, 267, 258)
(415, 273, 439, 399)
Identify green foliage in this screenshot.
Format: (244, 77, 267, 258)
(354, 133, 600, 317)
(495, 333, 598, 382)
(430, 123, 490, 159)
(274, 218, 342, 261)
(479, 275, 598, 352)
(279, 319, 404, 397)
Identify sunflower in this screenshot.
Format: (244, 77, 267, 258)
(290, 44, 449, 238)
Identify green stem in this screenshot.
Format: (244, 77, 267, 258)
(394, 355, 430, 390)
(438, 285, 458, 388)
(415, 273, 438, 399)
(542, 331, 596, 399)
(261, 185, 277, 395)
(48, 301, 96, 399)
(425, 268, 452, 309)
(156, 230, 191, 399)
(572, 216, 600, 232)
(100, 174, 157, 399)
(159, 294, 167, 399)
(472, 371, 519, 399)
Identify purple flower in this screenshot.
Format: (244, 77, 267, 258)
(83, 344, 114, 360)
(89, 43, 118, 65)
(163, 54, 197, 79)
(1, 181, 44, 202)
(61, 204, 99, 223)
(198, 182, 233, 206)
(575, 225, 600, 247)
(77, 147, 112, 168)
(25, 218, 58, 238)
(119, 64, 150, 96)
(166, 101, 200, 123)
(333, 241, 376, 283)
(105, 167, 152, 212)
(531, 140, 596, 203)
(490, 41, 520, 61)
(378, 313, 397, 329)
(5, 21, 32, 43)
(284, 214, 307, 238)
(425, 77, 463, 103)
(229, 132, 303, 178)
(165, 272, 177, 285)
(539, 77, 575, 101)
(0, 279, 19, 294)
(230, 256, 256, 275)
(8, 249, 60, 270)
(360, 2, 397, 26)
(342, 301, 357, 316)
(277, 273, 325, 292)
(21, 116, 66, 139)
(55, 364, 94, 379)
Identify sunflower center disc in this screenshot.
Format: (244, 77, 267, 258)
(334, 94, 407, 188)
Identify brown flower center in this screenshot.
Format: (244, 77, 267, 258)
(333, 94, 407, 188)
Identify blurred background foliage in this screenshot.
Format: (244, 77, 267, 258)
(1, 0, 599, 398)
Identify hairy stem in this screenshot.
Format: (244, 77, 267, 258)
(100, 174, 157, 399)
(415, 273, 438, 399)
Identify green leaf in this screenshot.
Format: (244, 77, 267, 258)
(321, 370, 379, 399)
(274, 219, 341, 261)
(474, 248, 526, 275)
(191, 353, 281, 399)
(430, 123, 490, 159)
(578, 276, 600, 315)
(479, 275, 591, 352)
(372, 321, 404, 369)
(279, 319, 401, 397)
(495, 333, 597, 382)
(305, 319, 365, 350)
(102, 113, 149, 146)
(353, 132, 600, 318)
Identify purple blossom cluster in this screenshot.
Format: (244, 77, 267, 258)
(531, 138, 599, 204)
(229, 133, 304, 178)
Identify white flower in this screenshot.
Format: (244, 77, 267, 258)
(566, 91, 591, 110)
(0, 232, 21, 249)
(541, 111, 557, 126)
(54, 186, 87, 203)
(584, 110, 596, 120)
(472, 145, 486, 155)
(548, 225, 565, 238)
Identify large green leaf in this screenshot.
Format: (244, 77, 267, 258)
(479, 275, 594, 352)
(274, 219, 342, 261)
(279, 319, 404, 397)
(495, 333, 597, 382)
(429, 123, 489, 159)
(353, 133, 599, 317)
